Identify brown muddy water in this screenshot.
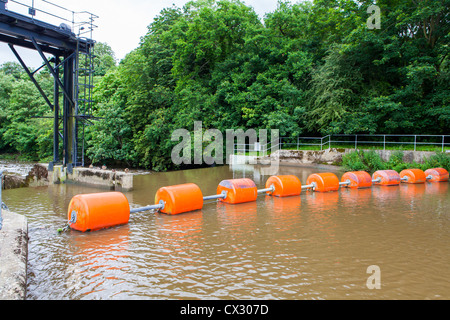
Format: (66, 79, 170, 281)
(1, 164, 449, 300)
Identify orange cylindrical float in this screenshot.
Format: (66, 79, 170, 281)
(341, 171, 373, 189)
(425, 168, 449, 182)
(155, 183, 203, 215)
(306, 172, 340, 192)
(68, 192, 131, 232)
(372, 170, 400, 186)
(400, 169, 426, 184)
(265, 175, 302, 197)
(217, 178, 257, 204)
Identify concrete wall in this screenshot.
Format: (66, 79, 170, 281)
(2, 163, 134, 191)
(50, 166, 133, 191)
(230, 148, 439, 167)
(0, 211, 28, 300)
(269, 148, 438, 166)
(1, 164, 50, 190)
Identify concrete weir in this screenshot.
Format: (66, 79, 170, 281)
(49, 165, 134, 191)
(0, 210, 28, 300)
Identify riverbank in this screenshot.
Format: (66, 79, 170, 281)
(0, 210, 28, 300)
(3, 149, 448, 191)
(0, 162, 138, 191)
(238, 148, 449, 173)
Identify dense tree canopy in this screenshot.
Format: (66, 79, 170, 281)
(0, 42, 116, 161)
(1, 0, 449, 170)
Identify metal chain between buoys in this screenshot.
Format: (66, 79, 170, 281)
(57, 224, 71, 234)
(57, 210, 77, 234)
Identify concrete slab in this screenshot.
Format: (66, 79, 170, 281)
(49, 165, 134, 191)
(0, 210, 28, 300)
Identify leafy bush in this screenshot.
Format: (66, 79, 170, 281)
(362, 150, 386, 172)
(421, 153, 450, 171)
(342, 150, 385, 174)
(386, 151, 410, 172)
(342, 150, 367, 171)
(342, 150, 450, 174)
(2, 0, 448, 170)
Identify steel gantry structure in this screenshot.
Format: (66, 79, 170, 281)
(0, 0, 97, 172)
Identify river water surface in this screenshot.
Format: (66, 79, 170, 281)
(1, 164, 449, 300)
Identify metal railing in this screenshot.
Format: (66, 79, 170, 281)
(234, 134, 450, 155)
(234, 141, 279, 156)
(5, 0, 98, 37)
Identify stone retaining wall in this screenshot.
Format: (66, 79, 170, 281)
(269, 149, 437, 166)
(231, 149, 439, 167)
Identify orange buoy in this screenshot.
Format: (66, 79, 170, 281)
(265, 175, 302, 197)
(155, 183, 203, 215)
(372, 170, 400, 186)
(400, 169, 426, 184)
(68, 192, 130, 232)
(425, 168, 449, 182)
(306, 172, 340, 192)
(217, 178, 257, 204)
(341, 171, 373, 189)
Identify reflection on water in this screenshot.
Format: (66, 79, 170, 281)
(1, 163, 449, 300)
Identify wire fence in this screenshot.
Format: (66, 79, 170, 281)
(234, 134, 450, 155)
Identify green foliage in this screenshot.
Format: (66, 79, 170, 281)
(386, 151, 410, 172)
(342, 150, 450, 173)
(421, 153, 450, 171)
(92, 42, 117, 77)
(2, 0, 449, 170)
(0, 43, 116, 160)
(342, 150, 386, 173)
(0, 69, 53, 160)
(342, 150, 369, 171)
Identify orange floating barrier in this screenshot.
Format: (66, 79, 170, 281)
(306, 172, 340, 192)
(400, 169, 426, 184)
(425, 168, 449, 182)
(372, 170, 400, 186)
(217, 178, 258, 204)
(341, 171, 373, 189)
(265, 175, 302, 197)
(65, 164, 447, 234)
(68, 192, 131, 232)
(155, 183, 204, 215)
